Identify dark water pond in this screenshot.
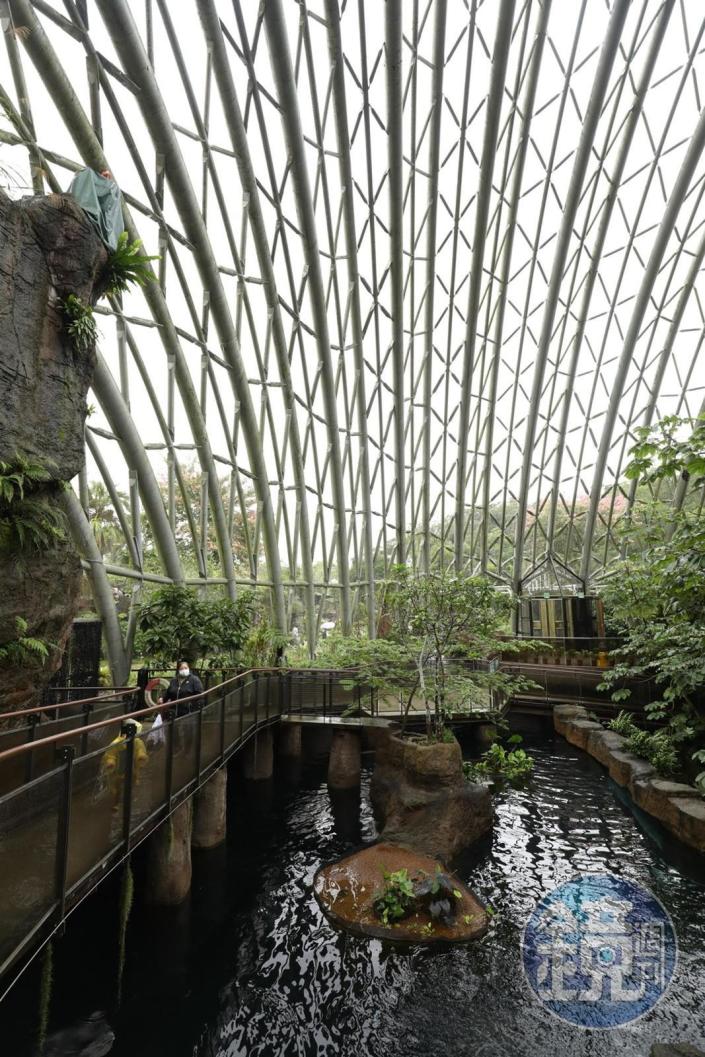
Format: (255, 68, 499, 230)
(3, 729, 705, 1056)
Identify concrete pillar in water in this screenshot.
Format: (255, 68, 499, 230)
(145, 800, 192, 905)
(192, 768, 227, 849)
(243, 727, 274, 780)
(475, 722, 498, 751)
(328, 729, 361, 789)
(278, 722, 302, 758)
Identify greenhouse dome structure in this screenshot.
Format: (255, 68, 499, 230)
(5, 5, 705, 1053)
(2, 0, 705, 669)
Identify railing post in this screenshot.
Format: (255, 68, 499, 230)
(195, 691, 204, 785)
(253, 671, 259, 728)
(328, 673, 333, 717)
(122, 725, 136, 853)
(55, 745, 76, 926)
(165, 711, 175, 813)
(80, 702, 93, 757)
(219, 685, 226, 763)
(25, 713, 41, 783)
(239, 679, 245, 738)
(265, 672, 270, 722)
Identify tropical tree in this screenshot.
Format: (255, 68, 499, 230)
(134, 583, 254, 670)
(598, 414, 705, 790)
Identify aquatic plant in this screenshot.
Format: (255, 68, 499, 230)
(464, 735, 534, 786)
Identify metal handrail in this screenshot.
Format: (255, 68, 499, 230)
(0, 687, 137, 723)
(0, 665, 374, 998)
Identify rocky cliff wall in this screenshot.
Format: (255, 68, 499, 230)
(0, 189, 109, 710)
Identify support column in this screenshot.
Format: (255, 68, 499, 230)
(192, 769, 227, 849)
(328, 730, 361, 789)
(278, 723, 302, 758)
(475, 723, 498, 751)
(243, 728, 274, 780)
(145, 800, 192, 905)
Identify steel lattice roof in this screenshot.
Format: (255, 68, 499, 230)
(2, 0, 705, 668)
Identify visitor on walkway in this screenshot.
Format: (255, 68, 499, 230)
(99, 718, 148, 812)
(159, 661, 204, 717)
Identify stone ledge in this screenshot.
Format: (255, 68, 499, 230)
(553, 708, 705, 853)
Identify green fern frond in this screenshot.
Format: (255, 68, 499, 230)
(104, 231, 160, 296)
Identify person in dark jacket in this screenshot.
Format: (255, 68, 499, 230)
(159, 661, 204, 716)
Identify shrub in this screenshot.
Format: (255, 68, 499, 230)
(135, 584, 254, 669)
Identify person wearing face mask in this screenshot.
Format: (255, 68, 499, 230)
(159, 661, 204, 716)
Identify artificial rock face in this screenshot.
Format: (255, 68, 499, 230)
(0, 191, 108, 709)
(0, 190, 108, 475)
(370, 732, 493, 860)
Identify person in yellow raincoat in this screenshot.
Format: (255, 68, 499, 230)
(100, 718, 148, 812)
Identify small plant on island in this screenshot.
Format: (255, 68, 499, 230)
(463, 733, 534, 787)
(373, 868, 416, 926)
(373, 865, 463, 928)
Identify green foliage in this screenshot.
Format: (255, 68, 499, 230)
(625, 413, 705, 488)
(464, 735, 534, 786)
(308, 633, 421, 714)
(60, 293, 97, 351)
(624, 728, 679, 776)
(240, 616, 288, 669)
(0, 457, 66, 553)
(104, 231, 159, 296)
(608, 710, 638, 737)
(0, 617, 53, 668)
(0, 457, 51, 504)
(599, 414, 705, 793)
(135, 584, 254, 669)
(380, 566, 533, 737)
(373, 868, 416, 926)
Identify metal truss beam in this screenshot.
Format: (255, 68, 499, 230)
(93, 0, 286, 629)
(261, 0, 352, 634)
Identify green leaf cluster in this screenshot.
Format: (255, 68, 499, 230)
(0, 457, 66, 553)
(0, 616, 53, 668)
(598, 413, 705, 792)
(104, 231, 159, 296)
(373, 868, 416, 926)
(60, 293, 97, 352)
(463, 734, 534, 786)
(134, 584, 255, 669)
